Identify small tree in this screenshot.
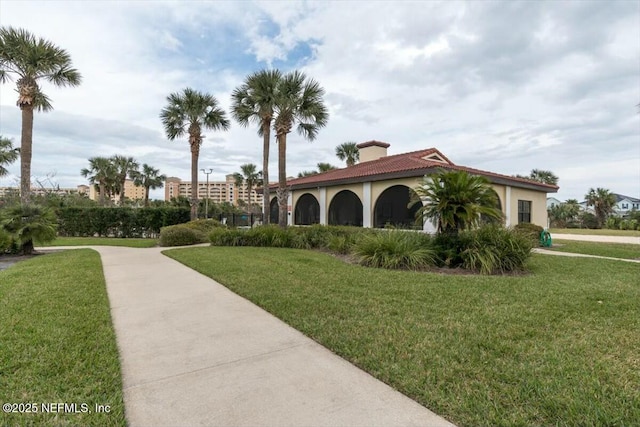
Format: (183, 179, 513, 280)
(413, 169, 503, 234)
(585, 188, 616, 228)
(1, 204, 57, 254)
(132, 164, 166, 207)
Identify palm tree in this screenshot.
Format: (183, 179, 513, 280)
(317, 162, 337, 173)
(1, 204, 57, 254)
(335, 142, 359, 166)
(237, 163, 260, 210)
(160, 87, 230, 220)
(81, 156, 115, 206)
(297, 170, 318, 178)
(231, 69, 282, 225)
(413, 169, 503, 234)
(585, 188, 616, 228)
(132, 164, 166, 207)
(0, 27, 81, 204)
(529, 169, 559, 186)
(111, 155, 139, 205)
(0, 135, 19, 177)
(273, 71, 329, 227)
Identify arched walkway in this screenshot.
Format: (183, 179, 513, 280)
(295, 193, 320, 225)
(373, 185, 422, 228)
(328, 190, 363, 226)
(269, 198, 279, 225)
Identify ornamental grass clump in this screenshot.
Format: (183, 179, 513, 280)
(459, 225, 532, 274)
(352, 230, 436, 270)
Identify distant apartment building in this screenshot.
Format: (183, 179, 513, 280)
(0, 185, 90, 198)
(87, 179, 145, 203)
(164, 175, 264, 207)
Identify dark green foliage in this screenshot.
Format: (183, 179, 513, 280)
(209, 228, 248, 246)
(352, 231, 436, 270)
(579, 212, 599, 229)
(514, 222, 544, 246)
(159, 225, 207, 247)
(56, 207, 190, 237)
(460, 225, 533, 274)
(0, 227, 12, 252)
(183, 219, 224, 234)
(1, 204, 57, 254)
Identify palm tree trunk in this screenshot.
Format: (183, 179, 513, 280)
(262, 120, 270, 225)
(120, 177, 126, 205)
(190, 144, 199, 221)
(277, 133, 287, 228)
(99, 182, 106, 206)
(20, 106, 34, 205)
(144, 186, 150, 207)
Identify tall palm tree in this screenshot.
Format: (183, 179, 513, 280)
(238, 163, 260, 210)
(273, 71, 329, 227)
(0, 136, 19, 177)
(160, 87, 230, 220)
(132, 163, 166, 207)
(335, 142, 359, 167)
(585, 188, 616, 228)
(81, 156, 115, 206)
(111, 155, 139, 205)
(0, 27, 81, 204)
(231, 69, 282, 225)
(413, 169, 503, 234)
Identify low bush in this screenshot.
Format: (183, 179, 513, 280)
(245, 225, 295, 247)
(159, 225, 207, 247)
(209, 228, 247, 246)
(184, 219, 224, 234)
(513, 222, 544, 246)
(352, 231, 436, 270)
(459, 225, 532, 274)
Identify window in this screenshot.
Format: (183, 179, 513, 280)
(621, 203, 628, 209)
(518, 200, 531, 223)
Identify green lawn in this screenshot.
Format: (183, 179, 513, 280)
(165, 246, 640, 427)
(550, 239, 640, 260)
(0, 250, 126, 427)
(39, 236, 158, 248)
(550, 228, 640, 237)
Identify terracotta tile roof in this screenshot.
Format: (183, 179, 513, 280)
(272, 147, 558, 192)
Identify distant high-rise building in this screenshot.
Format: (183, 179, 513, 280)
(164, 175, 264, 208)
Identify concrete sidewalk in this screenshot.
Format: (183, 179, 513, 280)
(551, 233, 640, 244)
(75, 246, 454, 427)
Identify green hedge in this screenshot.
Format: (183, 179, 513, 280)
(56, 207, 190, 238)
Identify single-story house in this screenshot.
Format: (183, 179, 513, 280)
(269, 141, 558, 231)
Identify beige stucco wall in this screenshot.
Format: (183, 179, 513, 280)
(509, 187, 548, 227)
(291, 188, 320, 212)
(491, 184, 507, 214)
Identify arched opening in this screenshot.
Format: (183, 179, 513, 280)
(480, 193, 504, 225)
(328, 190, 363, 226)
(269, 197, 279, 224)
(374, 185, 422, 228)
(295, 193, 320, 225)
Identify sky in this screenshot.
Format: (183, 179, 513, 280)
(0, 0, 638, 202)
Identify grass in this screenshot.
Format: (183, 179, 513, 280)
(38, 236, 158, 248)
(165, 246, 640, 427)
(550, 228, 640, 237)
(549, 239, 640, 260)
(0, 250, 126, 427)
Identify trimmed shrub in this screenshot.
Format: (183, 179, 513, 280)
(459, 225, 532, 275)
(209, 228, 247, 246)
(352, 231, 436, 270)
(184, 219, 224, 234)
(513, 222, 544, 246)
(159, 225, 207, 247)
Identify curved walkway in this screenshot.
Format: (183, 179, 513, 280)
(42, 245, 454, 427)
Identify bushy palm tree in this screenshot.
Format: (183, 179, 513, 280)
(335, 142, 359, 166)
(0, 135, 19, 177)
(132, 164, 166, 207)
(81, 156, 115, 206)
(529, 169, 559, 186)
(585, 188, 616, 228)
(160, 87, 230, 220)
(273, 71, 328, 227)
(0, 27, 81, 204)
(111, 155, 139, 205)
(1, 204, 57, 254)
(231, 69, 282, 225)
(413, 169, 503, 234)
